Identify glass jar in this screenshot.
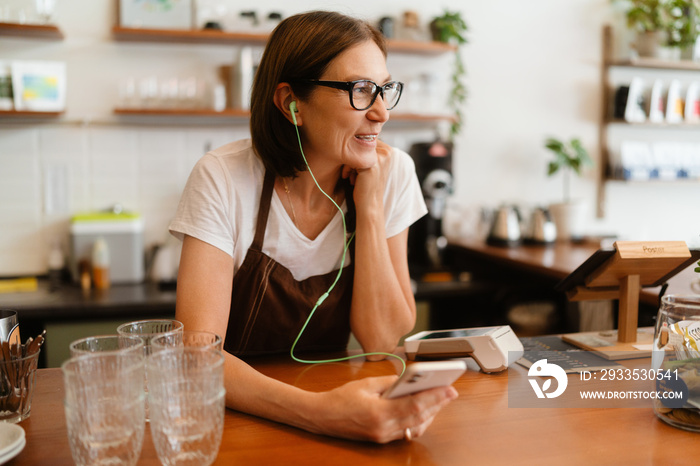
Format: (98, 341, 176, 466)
(652, 295, 700, 432)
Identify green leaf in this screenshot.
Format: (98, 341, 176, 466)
(544, 136, 593, 178)
(545, 138, 565, 153)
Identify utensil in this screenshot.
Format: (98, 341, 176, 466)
(0, 330, 44, 423)
(6, 325, 19, 347)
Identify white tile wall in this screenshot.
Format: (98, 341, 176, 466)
(1, 126, 42, 275)
(0, 123, 247, 277)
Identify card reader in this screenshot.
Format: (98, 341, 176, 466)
(404, 325, 524, 373)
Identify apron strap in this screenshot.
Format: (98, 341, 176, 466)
(253, 170, 356, 250)
(251, 169, 275, 251)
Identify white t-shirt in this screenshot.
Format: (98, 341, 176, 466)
(169, 139, 427, 281)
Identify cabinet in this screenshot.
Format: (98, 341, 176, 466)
(597, 25, 700, 217)
(0, 22, 65, 119)
(110, 26, 458, 125)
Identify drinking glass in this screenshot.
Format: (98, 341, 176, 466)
(0, 350, 40, 423)
(652, 295, 700, 432)
(151, 330, 223, 353)
(147, 347, 225, 466)
(117, 319, 184, 422)
(69, 334, 144, 358)
(62, 352, 146, 466)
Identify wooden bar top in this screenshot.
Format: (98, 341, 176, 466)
(10, 352, 700, 465)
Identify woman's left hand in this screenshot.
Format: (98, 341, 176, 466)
(342, 140, 392, 210)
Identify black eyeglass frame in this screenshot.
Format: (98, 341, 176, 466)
(293, 79, 404, 111)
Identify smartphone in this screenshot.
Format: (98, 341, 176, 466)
(382, 360, 467, 399)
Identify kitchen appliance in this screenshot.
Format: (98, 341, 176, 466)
(524, 207, 557, 244)
(486, 205, 521, 247)
(69, 211, 144, 284)
(407, 139, 453, 268)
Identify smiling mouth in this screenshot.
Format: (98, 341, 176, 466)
(355, 135, 377, 142)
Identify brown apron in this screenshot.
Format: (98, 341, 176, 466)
(223, 170, 355, 357)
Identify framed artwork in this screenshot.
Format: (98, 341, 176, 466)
(11, 61, 66, 112)
(119, 0, 193, 29)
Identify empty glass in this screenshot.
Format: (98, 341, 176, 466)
(147, 347, 225, 466)
(69, 335, 144, 358)
(151, 330, 223, 353)
(116, 320, 185, 349)
(652, 295, 700, 432)
(62, 352, 146, 466)
(117, 319, 184, 422)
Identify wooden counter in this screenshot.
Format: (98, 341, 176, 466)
(11, 352, 700, 465)
(448, 238, 700, 307)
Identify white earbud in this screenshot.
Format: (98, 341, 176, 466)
(290, 101, 298, 126)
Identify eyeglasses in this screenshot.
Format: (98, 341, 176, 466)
(295, 79, 404, 111)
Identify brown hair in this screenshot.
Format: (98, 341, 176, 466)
(250, 10, 386, 178)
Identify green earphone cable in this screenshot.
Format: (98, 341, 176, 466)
(288, 117, 406, 376)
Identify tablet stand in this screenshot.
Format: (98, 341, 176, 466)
(560, 241, 692, 359)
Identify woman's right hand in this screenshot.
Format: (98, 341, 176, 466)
(309, 376, 458, 443)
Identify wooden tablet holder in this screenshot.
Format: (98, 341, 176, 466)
(562, 241, 691, 359)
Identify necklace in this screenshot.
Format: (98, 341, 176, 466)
(282, 178, 298, 226)
(282, 177, 343, 230)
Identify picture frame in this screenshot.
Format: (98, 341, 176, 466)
(11, 60, 66, 112)
(119, 0, 193, 30)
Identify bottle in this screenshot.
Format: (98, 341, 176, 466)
(47, 239, 65, 291)
(92, 237, 110, 290)
(79, 259, 91, 293)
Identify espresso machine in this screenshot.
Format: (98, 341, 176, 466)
(407, 139, 453, 271)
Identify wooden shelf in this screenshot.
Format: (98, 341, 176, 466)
(598, 25, 700, 218)
(0, 109, 63, 118)
(111, 26, 456, 55)
(113, 108, 456, 122)
(114, 108, 250, 118)
(608, 57, 700, 71)
(112, 26, 268, 46)
(606, 118, 700, 128)
(607, 176, 700, 184)
(391, 112, 458, 123)
(0, 22, 63, 40)
(387, 39, 457, 55)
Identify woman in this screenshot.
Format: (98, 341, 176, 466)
(170, 10, 457, 443)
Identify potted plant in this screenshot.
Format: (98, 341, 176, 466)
(615, 0, 700, 58)
(429, 10, 468, 138)
(544, 137, 593, 241)
(664, 0, 700, 56)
